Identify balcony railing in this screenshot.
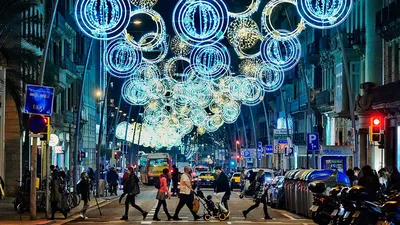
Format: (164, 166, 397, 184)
(316, 89, 334, 108)
(60, 57, 77, 75)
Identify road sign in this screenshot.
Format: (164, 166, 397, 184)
(265, 145, 273, 155)
(243, 150, 251, 158)
(277, 140, 288, 144)
(49, 134, 59, 147)
(23, 84, 54, 116)
(307, 133, 319, 151)
(27, 115, 47, 133)
(273, 129, 293, 135)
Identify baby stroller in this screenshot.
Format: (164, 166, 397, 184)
(194, 190, 229, 221)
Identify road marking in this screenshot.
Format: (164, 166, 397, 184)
(141, 222, 152, 224)
(227, 222, 232, 224)
(282, 213, 297, 220)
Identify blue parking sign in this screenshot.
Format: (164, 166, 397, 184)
(265, 145, 273, 155)
(307, 133, 319, 151)
(23, 84, 54, 116)
(243, 150, 251, 158)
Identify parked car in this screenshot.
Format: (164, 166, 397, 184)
(270, 176, 285, 208)
(197, 172, 215, 189)
(230, 172, 242, 190)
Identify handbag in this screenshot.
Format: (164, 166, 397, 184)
(156, 191, 166, 200)
(193, 198, 200, 213)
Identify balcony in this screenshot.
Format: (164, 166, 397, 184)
(60, 57, 78, 85)
(288, 93, 308, 113)
(376, 0, 400, 41)
(316, 89, 334, 112)
(54, 11, 65, 37)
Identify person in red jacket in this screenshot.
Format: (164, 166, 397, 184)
(153, 168, 172, 221)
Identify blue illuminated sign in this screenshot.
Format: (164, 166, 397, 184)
(307, 133, 319, 151)
(243, 150, 251, 158)
(265, 145, 273, 155)
(23, 85, 54, 116)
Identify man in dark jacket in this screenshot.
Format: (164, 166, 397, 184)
(106, 167, 119, 196)
(171, 165, 179, 196)
(214, 166, 230, 216)
(120, 167, 148, 221)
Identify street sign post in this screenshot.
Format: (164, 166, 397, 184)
(307, 133, 319, 169)
(307, 133, 319, 151)
(243, 150, 251, 158)
(23, 84, 54, 116)
(24, 84, 54, 220)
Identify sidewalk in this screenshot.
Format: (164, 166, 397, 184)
(0, 192, 119, 225)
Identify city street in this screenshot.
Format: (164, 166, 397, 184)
(59, 185, 315, 225)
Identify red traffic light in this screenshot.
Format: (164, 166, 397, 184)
(373, 118, 380, 126)
(236, 140, 240, 144)
(236, 155, 240, 159)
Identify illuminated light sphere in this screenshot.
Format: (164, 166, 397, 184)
(171, 36, 192, 56)
(140, 34, 168, 64)
(297, 0, 353, 29)
(125, 9, 166, 51)
(257, 65, 285, 92)
(260, 31, 301, 71)
(227, 18, 261, 50)
(190, 42, 231, 81)
(164, 57, 195, 84)
(228, 0, 261, 18)
(122, 78, 151, 105)
(189, 108, 208, 126)
(262, 0, 306, 40)
(239, 58, 263, 77)
(221, 100, 241, 124)
(239, 78, 265, 106)
(104, 38, 142, 78)
(130, 0, 158, 8)
(131, 62, 161, 82)
(204, 114, 224, 132)
(172, 0, 229, 46)
(74, 0, 131, 40)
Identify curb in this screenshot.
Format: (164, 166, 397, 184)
(54, 196, 119, 225)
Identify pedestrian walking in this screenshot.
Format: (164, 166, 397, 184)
(153, 168, 172, 221)
(77, 172, 90, 220)
(171, 165, 179, 196)
(214, 166, 230, 215)
(358, 165, 380, 201)
(107, 167, 119, 196)
(172, 166, 201, 221)
(120, 167, 148, 221)
(242, 170, 272, 220)
(49, 170, 67, 220)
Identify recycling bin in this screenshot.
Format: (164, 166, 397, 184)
(288, 169, 302, 212)
(284, 170, 294, 210)
(300, 170, 313, 216)
(294, 170, 305, 214)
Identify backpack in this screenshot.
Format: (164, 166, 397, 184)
(155, 178, 161, 189)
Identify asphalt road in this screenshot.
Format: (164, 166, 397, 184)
(60, 185, 315, 225)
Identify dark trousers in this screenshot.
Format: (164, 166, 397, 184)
(109, 184, 118, 195)
(51, 201, 63, 218)
(125, 194, 144, 216)
(172, 179, 178, 194)
(174, 194, 197, 218)
(245, 197, 269, 217)
(81, 195, 89, 216)
(154, 200, 171, 218)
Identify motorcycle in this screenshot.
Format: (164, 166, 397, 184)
(309, 181, 342, 225)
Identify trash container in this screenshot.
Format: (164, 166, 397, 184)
(300, 170, 313, 216)
(288, 169, 301, 212)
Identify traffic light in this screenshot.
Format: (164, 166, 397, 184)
(114, 152, 118, 159)
(40, 116, 50, 141)
(236, 154, 240, 163)
(369, 117, 382, 142)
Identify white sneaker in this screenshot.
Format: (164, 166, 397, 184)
(80, 214, 88, 220)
